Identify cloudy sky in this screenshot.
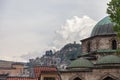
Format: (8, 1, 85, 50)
(0, 0, 110, 62)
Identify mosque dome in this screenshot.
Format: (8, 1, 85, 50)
(91, 16, 116, 37)
(68, 58, 94, 68)
(96, 55, 120, 65)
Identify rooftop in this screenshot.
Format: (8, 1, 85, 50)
(68, 58, 94, 68)
(91, 16, 116, 37)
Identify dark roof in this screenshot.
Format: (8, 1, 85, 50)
(12, 62, 24, 65)
(81, 34, 116, 42)
(0, 67, 15, 70)
(0, 73, 9, 76)
(91, 16, 116, 37)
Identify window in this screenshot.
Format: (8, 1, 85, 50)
(73, 77, 81, 80)
(44, 77, 55, 80)
(112, 40, 117, 50)
(103, 77, 115, 80)
(87, 41, 91, 52)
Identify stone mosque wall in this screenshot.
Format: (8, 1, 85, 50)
(82, 35, 120, 53)
(61, 68, 120, 80)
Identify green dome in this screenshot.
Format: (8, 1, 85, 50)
(91, 16, 116, 37)
(68, 58, 94, 68)
(96, 55, 120, 65)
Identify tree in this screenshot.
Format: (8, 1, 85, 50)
(107, 0, 120, 39)
(107, 0, 120, 55)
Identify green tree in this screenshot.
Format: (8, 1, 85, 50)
(107, 0, 120, 39)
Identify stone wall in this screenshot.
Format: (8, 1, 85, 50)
(61, 68, 120, 80)
(82, 35, 120, 53)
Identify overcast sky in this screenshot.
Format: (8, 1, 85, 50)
(0, 0, 111, 62)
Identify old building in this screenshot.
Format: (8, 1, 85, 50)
(60, 16, 120, 80)
(33, 66, 59, 80)
(4, 66, 59, 80)
(0, 62, 29, 77)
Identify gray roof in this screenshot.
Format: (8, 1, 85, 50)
(91, 16, 116, 37)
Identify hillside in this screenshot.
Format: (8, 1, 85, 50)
(29, 42, 82, 69)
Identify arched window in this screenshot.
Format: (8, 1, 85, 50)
(112, 40, 117, 50)
(87, 42, 91, 52)
(73, 77, 81, 80)
(103, 76, 115, 80)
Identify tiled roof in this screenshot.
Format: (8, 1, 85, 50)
(96, 49, 116, 53)
(79, 49, 116, 57)
(33, 66, 57, 77)
(68, 58, 94, 68)
(7, 77, 37, 80)
(96, 55, 120, 65)
(79, 53, 89, 56)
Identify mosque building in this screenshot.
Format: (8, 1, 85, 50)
(60, 16, 120, 80)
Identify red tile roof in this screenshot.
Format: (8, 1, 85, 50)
(5, 66, 58, 80)
(7, 77, 38, 80)
(33, 66, 57, 77)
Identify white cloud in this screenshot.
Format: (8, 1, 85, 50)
(52, 16, 97, 49)
(0, 0, 110, 62)
(20, 15, 97, 61)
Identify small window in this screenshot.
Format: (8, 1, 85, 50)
(73, 77, 81, 80)
(44, 77, 55, 80)
(112, 40, 117, 50)
(87, 42, 91, 52)
(103, 76, 115, 80)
